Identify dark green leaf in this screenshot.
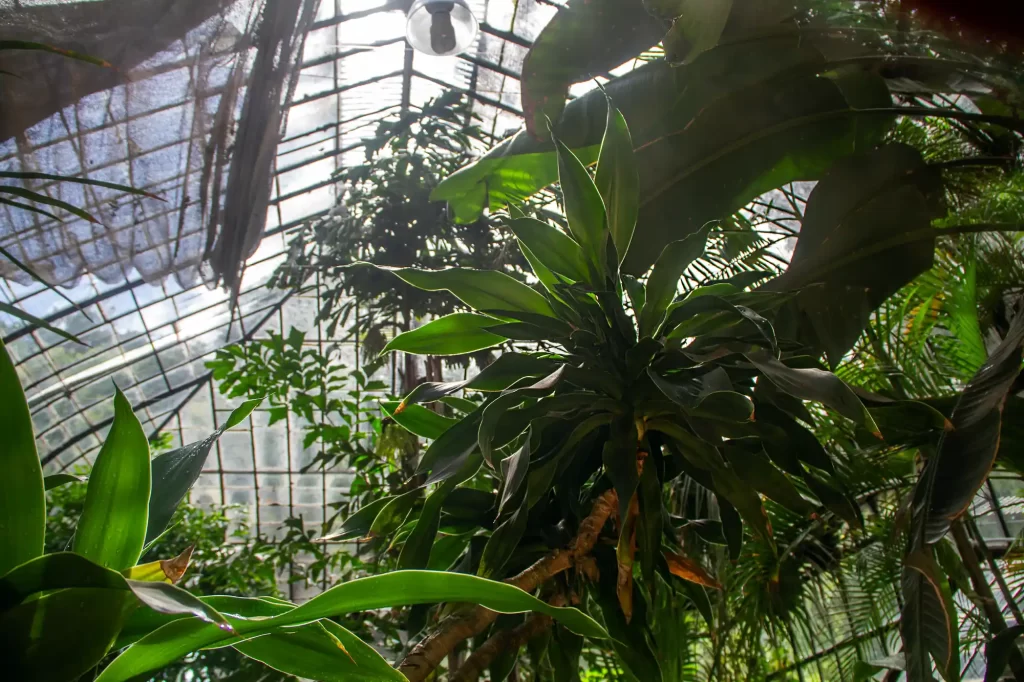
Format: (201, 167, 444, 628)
(603, 417, 640, 522)
(901, 548, 959, 682)
(99, 571, 607, 682)
(985, 625, 1024, 682)
(368, 489, 420, 537)
(767, 144, 943, 364)
(555, 137, 607, 276)
(317, 496, 393, 543)
(550, 625, 584, 682)
(74, 386, 150, 570)
(663, 0, 733, 64)
(399, 479, 458, 570)
(478, 495, 530, 579)
(755, 402, 834, 475)
(913, 311, 1024, 546)
(1, 587, 130, 682)
(719, 498, 743, 560)
(0, 340, 44, 576)
(804, 473, 862, 529)
(746, 351, 879, 435)
(146, 399, 261, 544)
(639, 226, 711, 337)
(509, 217, 590, 283)
(42, 473, 85, 491)
(667, 294, 778, 354)
(400, 353, 559, 407)
(418, 408, 483, 480)
(352, 263, 557, 319)
(637, 451, 663, 587)
(595, 97, 640, 263)
(518, 0, 664, 137)
(383, 313, 505, 355)
(500, 436, 533, 516)
(234, 619, 405, 682)
(723, 441, 814, 514)
(381, 401, 457, 440)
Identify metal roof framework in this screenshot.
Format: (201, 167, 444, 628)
(2, 0, 1023, 668)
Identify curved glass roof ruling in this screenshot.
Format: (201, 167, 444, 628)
(2, 0, 1021, 630)
(0, 0, 565, 545)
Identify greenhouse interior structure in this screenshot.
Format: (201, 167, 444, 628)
(3, 0, 1024, 680)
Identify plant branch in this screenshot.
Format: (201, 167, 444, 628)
(396, 488, 618, 682)
(450, 595, 567, 682)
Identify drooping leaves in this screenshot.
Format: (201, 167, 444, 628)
(912, 311, 1024, 546)
(98, 570, 608, 682)
(985, 625, 1024, 682)
(901, 548, 959, 682)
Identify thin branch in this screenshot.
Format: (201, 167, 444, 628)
(396, 488, 618, 682)
(450, 595, 567, 682)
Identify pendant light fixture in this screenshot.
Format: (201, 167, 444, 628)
(405, 0, 478, 56)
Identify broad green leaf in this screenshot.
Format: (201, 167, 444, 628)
(417, 407, 483, 479)
(479, 392, 530, 468)
(768, 144, 943, 364)
(73, 387, 151, 570)
(97, 570, 608, 682)
(0, 340, 44, 576)
(381, 401, 457, 440)
(1, 587, 130, 682)
(146, 398, 261, 544)
(595, 97, 639, 263)
(755, 402, 834, 474)
(434, 36, 893, 275)
(519, 239, 561, 290)
(499, 436, 532, 516)
(518, 0, 664, 137)
(723, 441, 814, 514)
(398, 479, 458, 570)
(804, 474, 862, 529)
(639, 226, 711, 337)
(746, 351, 879, 435)
(509, 217, 590, 283)
(317, 496, 393, 543)
(383, 313, 505, 356)
(368, 489, 420, 537)
(478, 495, 530, 579)
(0, 301, 85, 345)
(663, 0, 734, 64)
(666, 294, 778, 353)
(555, 137, 607, 276)
(603, 417, 640, 522)
(636, 450, 662, 588)
(352, 263, 557, 319)
(912, 311, 1024, 546)
(985, 625, 1024, 682)
(901, 548, 959, 682)
(43, 472, 85, 491)
(710, 467, 773, 547)
(234, 619, 405, 682)
(0, 552, 231, 629)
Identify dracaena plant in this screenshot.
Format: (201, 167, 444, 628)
(0, 340, 605, 682)
(360, 97, 901, 682)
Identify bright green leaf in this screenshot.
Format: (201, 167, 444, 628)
(383, 313, 506, 356)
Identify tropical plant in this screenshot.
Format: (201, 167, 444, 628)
(46, 477, 288, 681)
(269, 92, 522, 354)
(1, 337, 603, 682)
(345, 89, 970, 682)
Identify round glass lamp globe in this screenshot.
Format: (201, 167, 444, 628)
(406, 0, 478, 56)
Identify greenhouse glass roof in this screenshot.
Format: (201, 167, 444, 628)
(0, 0, 575, 540)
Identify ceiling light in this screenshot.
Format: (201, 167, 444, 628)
(405, 0, 478, 56)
